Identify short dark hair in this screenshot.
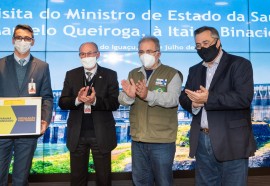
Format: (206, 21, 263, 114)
(79, 42, 99, 52)
(13, 24, 34, 38)
(138, 36, 160, 51)
(194, 26, 220, 39)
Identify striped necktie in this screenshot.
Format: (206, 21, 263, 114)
(86, 72, 92, 82)
(19, 59, 26, 66)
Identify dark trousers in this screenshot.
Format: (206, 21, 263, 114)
(70, 136, 112, 186)
(0, 138, 37, 186)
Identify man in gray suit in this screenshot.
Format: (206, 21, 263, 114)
(0, 24, 53, 186)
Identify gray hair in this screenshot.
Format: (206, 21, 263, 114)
(138, 36, 160, 51)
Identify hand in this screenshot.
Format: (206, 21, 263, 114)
(185, 85, 209, 104)
(85, 87, 96, 105)
(77, 86, 89, 102)
(40, 120, 48, 134)
(121, 79, 136, 98)
(135, 79, 148, 100)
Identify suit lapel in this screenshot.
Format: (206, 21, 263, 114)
(93, 65, 105, 93)
(78, 67, 85, 88)
(6, 55, 20, 94)
(201, 64, 207, 88)
(209, 52, 230, 90)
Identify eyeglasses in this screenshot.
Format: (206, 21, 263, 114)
(79, 51, 98, 58)
(138, 50, 159, 55)
(195, 38, 217, 50)
(13, 36, 33, 42)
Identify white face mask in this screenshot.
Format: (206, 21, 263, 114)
(140, 54, 156, 69)
(80, 57, 97, 69)
(14, 40, 32, 54)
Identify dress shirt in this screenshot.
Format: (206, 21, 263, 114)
(192, 50, 223, 129)
(14, 53, 30, 66)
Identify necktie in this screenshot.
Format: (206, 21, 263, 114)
(19, 59, 26, 66)
(86, 72, 92, 82)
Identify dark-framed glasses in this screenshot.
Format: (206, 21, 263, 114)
(13, 36, 33, 42)
(79, 51, 98, 58)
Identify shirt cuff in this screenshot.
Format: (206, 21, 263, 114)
(145, 90, 154, 105)
(123, 94, 135, 104)
(192, 107, 201, 115)
(91, 97, 97, 106)
(75, 97, 82, 106)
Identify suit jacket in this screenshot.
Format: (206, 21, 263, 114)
(0, 54, 53, 124)
(179, 50, 257, 161)
(58, 65, 119, 153)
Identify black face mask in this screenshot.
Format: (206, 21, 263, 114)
(197, 40, 220, 62)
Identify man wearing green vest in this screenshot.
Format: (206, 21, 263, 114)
(118, 36, 182, 186)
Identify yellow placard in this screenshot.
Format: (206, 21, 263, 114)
(4, 99, 26, 105)
(0, 106, 17, 134)
(0, 97, 41, 136)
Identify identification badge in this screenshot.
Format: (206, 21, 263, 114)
(84, 103, 91, 114)
(155, 78, 167, 86)
(28, 78, 36, 94)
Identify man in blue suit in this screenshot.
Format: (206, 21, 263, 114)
(0, 24, 53, 186)
(179, 26, 257, 186)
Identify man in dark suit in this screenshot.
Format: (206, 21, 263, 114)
(179, 26, 257, 186)
(0, 24, 53, 185)
(58, 42, 119, 186)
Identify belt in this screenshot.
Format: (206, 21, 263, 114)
(200, 128, 209, 134)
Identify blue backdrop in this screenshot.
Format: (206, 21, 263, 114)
(1, 0, 270, 173)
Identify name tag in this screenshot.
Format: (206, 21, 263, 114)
(155, 78, 167, 86)
(28, 83, 36, 94)
(84, 103, 91, 114)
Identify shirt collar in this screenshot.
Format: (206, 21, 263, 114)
(14, 53, 31, 65)
(202, 50, 223, 68)
(84, 64, 98, 76)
